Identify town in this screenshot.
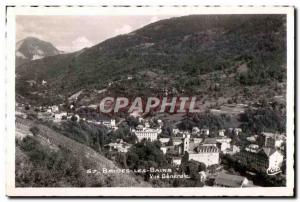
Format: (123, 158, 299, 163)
(15, 93, 286, 188)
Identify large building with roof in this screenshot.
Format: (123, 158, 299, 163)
(184, 136, 220, 166)
(239, 146, 284, 172)
(214, 173, 250, 187)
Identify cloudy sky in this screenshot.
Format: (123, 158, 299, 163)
(16, 15, 177, 52)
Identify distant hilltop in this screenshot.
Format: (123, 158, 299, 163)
(16, 37, 63, 66)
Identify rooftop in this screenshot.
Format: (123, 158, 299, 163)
(202, 138, 217, 145)
(215, 173, 247, 187)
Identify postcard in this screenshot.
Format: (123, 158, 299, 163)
(5, 5, 295, 197)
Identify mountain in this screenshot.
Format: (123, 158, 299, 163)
(16, 37, 62, 66)
(16, 15, 286, 105)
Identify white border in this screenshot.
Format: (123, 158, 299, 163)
(5, 6, 295, 197)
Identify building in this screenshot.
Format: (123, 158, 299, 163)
(188, 145, 219, 166)
(233, 128, 242, 135)
(159, 138, 170, 144)
(132, 125, 161, 142)
(214, 173, 249, 187)
(224, 145, 241, 155)
(54, 112, 67, 122)
(216, 137, 232, 152)
(102, 119, 116, 128)
(173, 137, 184, 146)
(172, 157, 182, 166)
(218, 129, 226, 137)
(202, 138, 217, 146)
(199, 171, 207, 182)
(172, 128, 180, 135)
(192, 127, 200, 134)
(185, 136, 219, 166)
(200, 128, 209, 136)
(258, 132, 277, 147)
(50, 105, 59, 113)
(192, 138, 203, 144)
(239, 146, 284, 173)
(246, 135, 258, 143)
(105, 140, 132, 153)
(245, 144, 260, 153)
(160, 145, 174, 154)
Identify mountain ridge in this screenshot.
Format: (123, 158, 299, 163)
(16, 15, 286, 105)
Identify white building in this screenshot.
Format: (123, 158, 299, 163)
(51, 105, 59, 113)
(192, 127, 200, 134)
(54, 112, 68, 122)
(200, 128, 210, 136)
(159, 138, 171, 144)
(172, 128, 180, 135)
(172, 157, 182, 166)
(218, 129, 226, 137)
(133, 126, 161, 142)
(216, 137, 232, 152)
(106, 141, 132, 153)
(184, 136, 219, 166)
(102, 119, 116, 128)
(188, 145, 220, 166)
(234, 128, 242, 135)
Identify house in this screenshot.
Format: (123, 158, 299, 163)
(159, 138, 170, 144)
(247, 135, 258, 143)
(200, 128, 209, 136)
(173, 137, 184, 146)
(224, 145, 241, 155)
(160, 145, 174, 154)
(157, 119, 163, 128)
(172, 157, 182, 166)
(214, 173, 249, 187)
(216, 137, 232, 152)
(192, 127, 200, 134)
(199, 171, 207, 182)
(218, 129, 226, 137)
(51, 105, 59, 113)
(54, 112, 67, 122)
(245, 144, 260, 153)
(192, 138, 203, 144)
(106, 141, 132, 153)
(172, 128, 180, 135)
(275, 134, 286, 148)
(234, 128, 242, 135)
(102, 119, 116, 128)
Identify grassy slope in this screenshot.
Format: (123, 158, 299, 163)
(15, 117, 150, 187)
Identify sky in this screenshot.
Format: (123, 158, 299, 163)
(16, 15, 177, 52)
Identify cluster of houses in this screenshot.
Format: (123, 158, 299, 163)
(128, 119, 285, 176)
(159, 134, 237, 167)
(17, 103, 118, 130)
(17, 100, 286, 181)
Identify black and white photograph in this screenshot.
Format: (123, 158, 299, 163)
(4, 5, 295, 197)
